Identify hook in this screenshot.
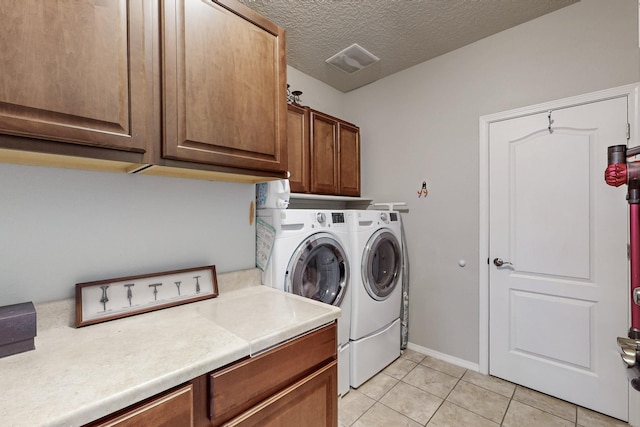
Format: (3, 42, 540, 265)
(417, 181, 428, 198)
(548, 110, 554, 134)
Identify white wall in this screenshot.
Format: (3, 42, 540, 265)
(0, 62, 339, 309)
(286, 65, 345, 118)
(0, 164, 256, 305)
(2, 0, 637, 367)
(343, 0, 640, 364)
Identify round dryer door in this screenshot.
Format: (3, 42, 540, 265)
(286, 232, 349, 306)
(362, 229, 402, 301)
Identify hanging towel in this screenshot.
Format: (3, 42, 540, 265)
(400, 214, 410, 349)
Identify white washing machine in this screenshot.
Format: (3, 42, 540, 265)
(349, 210, 403, 388)
(257, 208, 353, 396)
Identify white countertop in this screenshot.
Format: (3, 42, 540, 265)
(0, 269, 340, 427)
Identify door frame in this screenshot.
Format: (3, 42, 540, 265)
(478, 82, 639, 418)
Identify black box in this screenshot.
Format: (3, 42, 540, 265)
(0, 302, 36, 358)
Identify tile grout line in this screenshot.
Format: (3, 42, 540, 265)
(415, 357, 511, 426)
(415, 356, 511, 426)
(418, 362, 463, 426)
(412, 356, 522, 426)
(352, 351, 629, 427)
(365, 360, 409, 426)
(346, 356, 421, 427)
(498, 384, 517, 426)
(362, 355, 453, 426)
(445, 369, 512, 426)
(416, 356, 454, 425)
(392, 357, 433, 426)
(429, 369, 467, 426)
(414, 356, 473, 426)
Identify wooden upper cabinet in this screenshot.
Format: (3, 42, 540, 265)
(338, 122, 360, 196)
(309, 110, 360, 196)
(310, 111, 339, 195)
(162, 0, 288, 174)
(0, 0, 152, 153)
(287, 104, 310, 193)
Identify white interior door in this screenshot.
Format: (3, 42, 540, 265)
(489, 96, 629, 420)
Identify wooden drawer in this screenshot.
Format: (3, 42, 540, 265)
(86, 383, 194, 427)
(223, 361, 337, 427)
(209, 323, 336, 425)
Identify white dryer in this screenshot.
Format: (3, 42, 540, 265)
(349, 210, 403, 388)
(257, 208, 352, 396)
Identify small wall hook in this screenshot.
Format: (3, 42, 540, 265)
(417, 181, 428, 198)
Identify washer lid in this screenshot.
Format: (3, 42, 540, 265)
(362, 229, 401, 301)
(286, 233, 349, 306)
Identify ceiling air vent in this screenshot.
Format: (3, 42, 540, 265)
(325, 43, 380, 74)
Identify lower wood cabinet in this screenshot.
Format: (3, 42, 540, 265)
(223, 361, 337, 427)
(86, 384, 195, 427)
(208, 323, 337, 426)
(83, 323, 337, 427)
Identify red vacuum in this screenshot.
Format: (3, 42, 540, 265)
(605, 145, 640, 385)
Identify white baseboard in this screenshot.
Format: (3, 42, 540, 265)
(407, 342, 480, 372)
(630, 382, 640, 427)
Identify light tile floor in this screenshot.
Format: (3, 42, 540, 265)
(339, 348, 630, 427)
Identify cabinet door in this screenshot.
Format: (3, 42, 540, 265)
(310, 112, 339, 195)
(338, 123, 360, 196)
(0, 1, 152, 153)
(287, 104, 310, 193)
(88, 384, 194, 427)
(224, 361, 338, 427)
(209, 323, 336, 426)
(162, 0, 287, 173)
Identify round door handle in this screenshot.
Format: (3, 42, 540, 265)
(493, 258, 513, 267)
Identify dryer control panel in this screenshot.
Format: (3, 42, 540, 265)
(377, 211, 399, 224)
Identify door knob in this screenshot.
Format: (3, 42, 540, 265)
(493, 258, 513, 267)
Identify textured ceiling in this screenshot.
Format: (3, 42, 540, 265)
(239, 0, 579, 92)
